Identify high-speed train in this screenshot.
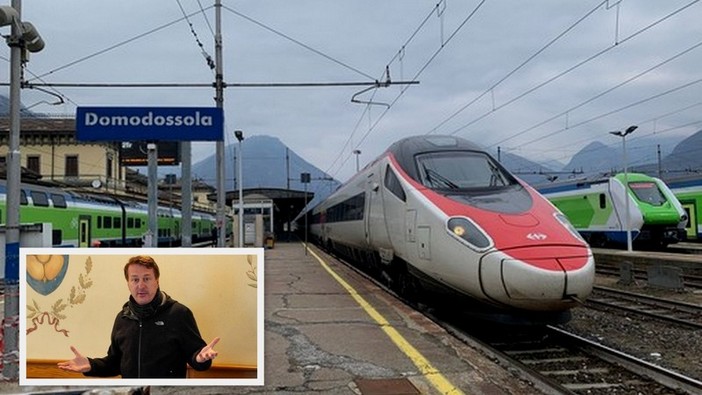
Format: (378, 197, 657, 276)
(306, 135, 594, 323)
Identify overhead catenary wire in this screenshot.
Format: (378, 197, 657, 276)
(489, 37, 702, 149)
(441, 0, 700, 139)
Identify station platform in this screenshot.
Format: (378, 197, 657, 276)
(221, 241, 533, 394)
(1, 242, 536, 395)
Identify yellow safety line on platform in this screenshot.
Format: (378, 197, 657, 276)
(307, 246, 465, 395)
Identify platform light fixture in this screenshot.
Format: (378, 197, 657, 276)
(353, 149, 361, 172)
(609, 125, 638, 252)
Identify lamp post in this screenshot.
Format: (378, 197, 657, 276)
(2, 2, 44, 379)
(353, 149, 361, 172)
(235, 130, 244, 247)
(610, 125, 638, 252)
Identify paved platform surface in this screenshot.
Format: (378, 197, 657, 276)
(2, 242, 538, 394)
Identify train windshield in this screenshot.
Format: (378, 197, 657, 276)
(629, 181, 667, 206)
(416, 151, 518, 190)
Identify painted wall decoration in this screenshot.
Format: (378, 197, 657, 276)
(26, 255, 93, 337)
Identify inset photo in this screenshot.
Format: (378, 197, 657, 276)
(20, 247, 264, 387)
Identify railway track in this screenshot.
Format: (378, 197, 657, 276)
(596, 263, 702, 289)
(441, 321, 702, 394)
(309, 246, 702, 394)
(587, 285, 702, 329)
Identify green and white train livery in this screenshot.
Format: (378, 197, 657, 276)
(666, 176, 702, 241)
(538, 173, 686, 248)
(0, 180, 217, 248)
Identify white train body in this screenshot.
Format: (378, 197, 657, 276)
(310, 136, 594, 316)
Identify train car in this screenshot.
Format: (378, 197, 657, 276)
(0, 180, 217, 248)
(665, 175, 702, 241)
(306, 135, 594, 324)
(539, 173, 686, 248)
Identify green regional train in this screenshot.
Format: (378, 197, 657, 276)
(538, 173, 686, 248)
(665, 175, 702, 241)
(0, 180, 218, 248)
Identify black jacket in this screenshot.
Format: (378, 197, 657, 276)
(85, 292, 211, 378)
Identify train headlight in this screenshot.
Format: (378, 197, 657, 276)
(554, 212, 585, 243)
(447, 217, 491, 250)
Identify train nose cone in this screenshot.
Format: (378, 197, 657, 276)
(479, 247, 594, 311)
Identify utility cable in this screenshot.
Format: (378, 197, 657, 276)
(176, 0, 215, 70)
(427, 0, 607, 135)
(444, 0, 700, 138)
(29, 6, 215, 82)
(221, 4, 375, 81)
(490, 37, 702, 148)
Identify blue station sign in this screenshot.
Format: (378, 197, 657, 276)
(76, 106, 224, 141)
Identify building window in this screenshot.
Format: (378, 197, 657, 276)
(106, 153, 113, 179)
(27, 155, 40, 174)
(65, 155, 79, 177)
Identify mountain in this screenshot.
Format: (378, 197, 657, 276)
(189, 135, 341, 205)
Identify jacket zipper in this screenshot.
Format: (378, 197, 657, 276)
(138, 320, 143, 378)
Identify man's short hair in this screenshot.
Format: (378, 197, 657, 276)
(124, 255, 161, 280)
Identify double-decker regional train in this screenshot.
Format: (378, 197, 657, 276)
(303, 135, 595, 323)
(0, 180, 218, 248)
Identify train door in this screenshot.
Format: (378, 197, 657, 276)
(680, 201, 697, 240)
(365, 170, 391, 250)
(78, 215, 91, 248)
(381, 165, 408, 259)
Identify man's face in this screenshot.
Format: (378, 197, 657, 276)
(127, 264, 159, 305)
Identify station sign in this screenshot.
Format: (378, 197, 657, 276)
(76, 106, 223, 141)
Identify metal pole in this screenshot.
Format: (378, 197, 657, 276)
(3, 0, 22, 379)
(623, 136, 632, 252)
(238, 138, 244, 247)
(215, 0, 226, 247)
(181, 142, 192, 246)
(148, 143, 158, 247)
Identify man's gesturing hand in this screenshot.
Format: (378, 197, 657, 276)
(196, 337, 220, 363)
(57, 346, 91, 373)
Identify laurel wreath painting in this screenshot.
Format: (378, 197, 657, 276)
(246, 255, 257, 288)
(27, 256, 94, 337)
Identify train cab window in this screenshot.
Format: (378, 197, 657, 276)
(113, 217, 121, 229)
(629, 181, 666, 206)
(599, 193, 606, 209)
(384, 166, 406, 202)
(30, 191, 49, 207)
(51, 194, 67, 208)
(20, 190, 28, 205)
(416, 151, 517, 190)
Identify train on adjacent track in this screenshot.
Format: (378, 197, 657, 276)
(538, 173, 687, 249)
(0, 180, 218, 248)
(302, 135, 595, 324)
(666, 175, 702, 242)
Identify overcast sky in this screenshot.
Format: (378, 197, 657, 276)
(3, 0, 701, 182)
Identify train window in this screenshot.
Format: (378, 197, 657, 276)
(20, 190, 27, 205)
(52, 229, 62, 245)
(135, 218, 142, 228)
(127, 217, 135, 229)
(629, 182, 666, 206)
(113, 217, 121, 229)
(51, 194, 67, 208)
(416, 151, 517, 189)
(104, 216, 112, 228)
(384, 166, 406, 202)
(30, 191, 49, 207)
(599, 193, 606, 209)
(97, 216, 102, 229)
